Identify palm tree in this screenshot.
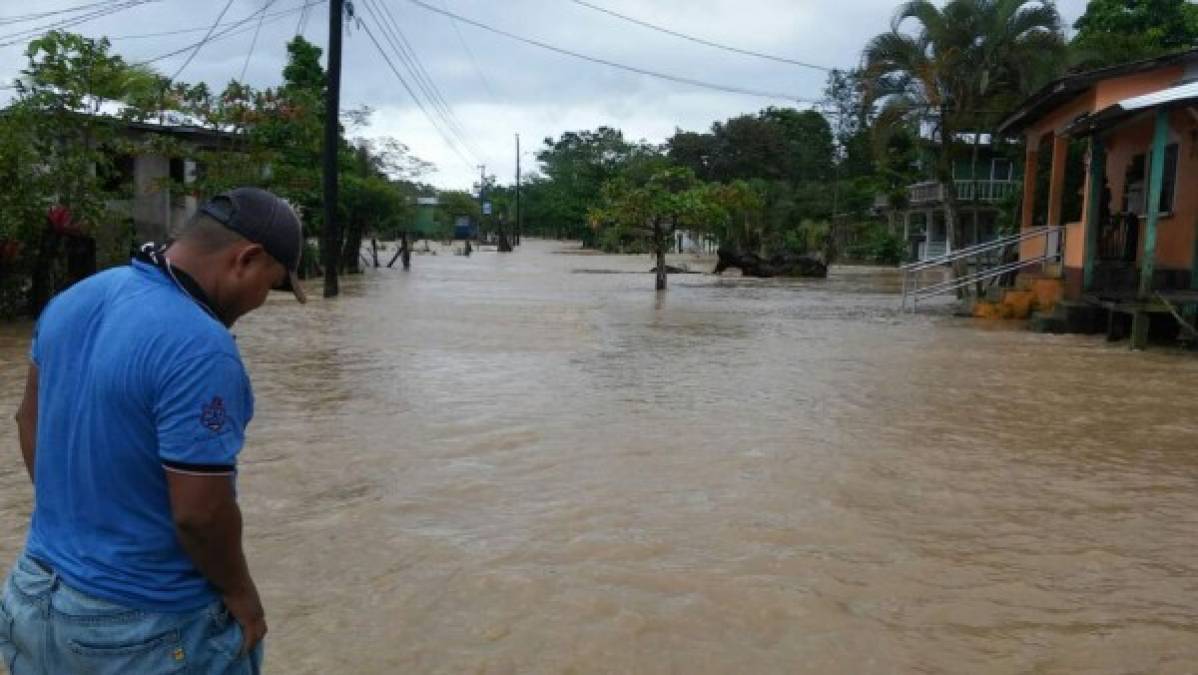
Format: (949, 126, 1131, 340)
(862, 0, 1064, 276)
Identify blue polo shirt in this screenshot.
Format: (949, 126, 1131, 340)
(25, 258, 254, 611)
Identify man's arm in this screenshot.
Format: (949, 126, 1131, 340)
(15, 364, 38, 482)
(166, 471, 267, 655)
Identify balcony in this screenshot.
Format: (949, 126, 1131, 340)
(907, 180, 1020, 206)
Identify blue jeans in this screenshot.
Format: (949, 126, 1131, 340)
(0, 553, 263, 674)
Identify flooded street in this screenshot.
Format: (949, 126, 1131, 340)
(2, 239, 1197, 673)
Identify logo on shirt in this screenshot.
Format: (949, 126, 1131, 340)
(200, 397, 227, 433)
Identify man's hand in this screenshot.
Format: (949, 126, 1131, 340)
(223, 584, 268, 656)
(166, 470, 266, 657)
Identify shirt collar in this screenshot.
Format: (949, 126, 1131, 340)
(134, 245, 221, 323)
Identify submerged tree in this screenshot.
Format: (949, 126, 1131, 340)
(590, 167, 724, 291)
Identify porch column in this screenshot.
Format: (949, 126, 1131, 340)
(1047, 134, 1069, 227)
(1083, 136, 1105, 291)
(1020, 141, 1038, 230)
(1132, 108, 1170, 349)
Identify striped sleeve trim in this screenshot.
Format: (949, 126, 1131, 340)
(162, 459, 236, 476)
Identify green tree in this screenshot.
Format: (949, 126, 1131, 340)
(590, 167, 724, 290)
(863, 0, 1063, 277)
(1071, 0, 1198, 69)
(9, 31, 163, 314)
(534, 127, 658, 244)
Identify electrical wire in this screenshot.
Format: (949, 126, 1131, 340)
(109, 1, 324, 41)
(240, 0, 281, 82)
(0, 0, 161, 47)
(357, 12, 478, 170)
(0, 1, 122, 26)
(566, 0, 831, 72)
(368, 0, 482, 158)
(169, 0, 237, 82)
(441, 0, 495, 100)
(135, 0, 323, 69)
(359, 1, 480, 165)
(401, 0, 815, 103)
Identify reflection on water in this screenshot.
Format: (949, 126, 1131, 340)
(2, 240, 1197, 673)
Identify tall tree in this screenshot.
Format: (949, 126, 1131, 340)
(1071, 0, 1198, 69)
(863, 0, 1064, 273)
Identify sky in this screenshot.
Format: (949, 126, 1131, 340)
(0, 0, 1090, 190)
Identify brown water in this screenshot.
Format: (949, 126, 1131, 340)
(2, 239, 1198, 674)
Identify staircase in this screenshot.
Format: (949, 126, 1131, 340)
(900, 226, 1064, 311)
(972, 273, 1064, 319)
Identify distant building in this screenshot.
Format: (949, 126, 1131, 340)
(877, 135, 1023, 262)
(104, 119, 237, 254)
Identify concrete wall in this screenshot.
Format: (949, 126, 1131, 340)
(1020, 62, 1198, 295)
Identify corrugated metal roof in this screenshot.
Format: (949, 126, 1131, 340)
(1117, 80, 1198, 111)
(1065, 78, 1198, 137)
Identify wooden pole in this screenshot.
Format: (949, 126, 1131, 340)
(322, 0, 344, 298)
(515, 133, 522, 246)
(1083, 136, 1105, 291)
(1132, 108, 1170, 349)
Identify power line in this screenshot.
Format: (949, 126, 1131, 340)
(358, 2, 478, 166)
(441, 0, 496, 100)
(368, 0, 483, 159)
(566, 0, 832, 72)
(169, 0, 237, 82)
(296, 2, 313, 35)
(0, 1, 121, 27)
(356, 12, 478, 170)
(241, 0, 281, 82)
(135, 1, 322, 68)
(0, 0, 160, 47)
(110, 2, 317, 41)
(402, 0, 816, 103)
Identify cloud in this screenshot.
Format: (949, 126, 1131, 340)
(0, 0, 1091, 188)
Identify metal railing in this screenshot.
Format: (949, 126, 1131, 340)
(907, 179, 1021, 205)
(901, 226, 1063, 311)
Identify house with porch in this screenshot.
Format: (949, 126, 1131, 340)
(879, 137, 1023, 262)
(997, 48, 1198, 348)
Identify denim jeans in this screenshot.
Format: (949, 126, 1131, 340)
(0, 552, 263, 674)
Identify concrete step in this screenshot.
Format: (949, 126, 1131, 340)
(1028, 301, 1107, 335)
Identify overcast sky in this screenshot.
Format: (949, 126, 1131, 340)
(0, 0, 1090, 190)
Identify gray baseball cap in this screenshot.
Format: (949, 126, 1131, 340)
(199, 187, 307, 303)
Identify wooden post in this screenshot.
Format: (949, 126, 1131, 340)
(322, 0, 344, 298)
(1021, 141, 1038, 230)
(1083, 136, 1105, 291)
(1047, 134, 1069, 228)
(1131, 107, 1170, 349)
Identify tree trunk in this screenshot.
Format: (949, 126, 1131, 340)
(341, 222, 363, 274)
(654, 218, 667, 291)
(371, 237, 380, 268)
(401, 230, 411, 269)
(939, 111, 967, 297)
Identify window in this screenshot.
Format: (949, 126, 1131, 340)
(1124, 143, 1179, 215)
(169, 157, 186, 185)
(991, 158, 1013, 181)
(101, 154, 135, 193)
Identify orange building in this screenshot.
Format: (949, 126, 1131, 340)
(998, 49, 1198, 348)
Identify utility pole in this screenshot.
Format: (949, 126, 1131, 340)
(477, 164, 486, 241)
(515, 133, 522, 246)
(321, 0, 344, 298)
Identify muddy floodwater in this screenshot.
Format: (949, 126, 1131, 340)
(2, 239, 1197, 673)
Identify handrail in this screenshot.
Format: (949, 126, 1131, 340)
(900, 226, 1061, 273)
(908, 255, 1052, 308)
(901, 225, 1062, 311)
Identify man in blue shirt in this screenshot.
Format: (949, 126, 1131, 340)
(0, 188, 305, 674)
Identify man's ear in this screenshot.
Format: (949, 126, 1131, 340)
(233, 243, 267, 272)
